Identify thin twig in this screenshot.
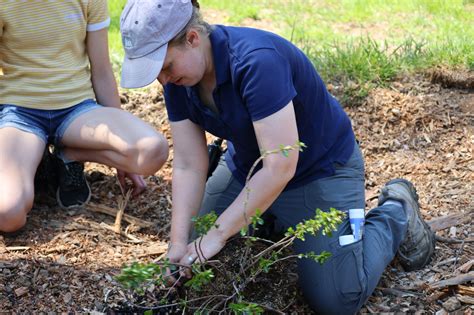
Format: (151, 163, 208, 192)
(452, 239, 466, 273)
(238, 143, 303, 278)
(114, 189, 133, 233)
(99, 222, 142, 243)
(129, 294, 229, 310)
(253, 236, 293, 260)
(86, 202, 154, 228)
(435, 235, 474, 244)
(5, 246, 30, 251)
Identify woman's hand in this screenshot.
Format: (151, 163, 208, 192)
(163, 242, 188, 285)
(116, 169, 146, 197)
(180, 228, 227, 278)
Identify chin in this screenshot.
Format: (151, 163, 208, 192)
(182, 80, 198, 87)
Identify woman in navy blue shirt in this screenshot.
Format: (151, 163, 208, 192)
(120, 0, 435, 312)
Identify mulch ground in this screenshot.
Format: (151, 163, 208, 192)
(1, 68, 473, 313)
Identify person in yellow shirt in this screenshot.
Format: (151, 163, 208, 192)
(0, 1, 169, 233)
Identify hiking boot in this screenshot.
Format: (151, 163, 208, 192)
(378, 179, 435, 271)
(34, 148, 58, 196)
(54, 155, 91, 209)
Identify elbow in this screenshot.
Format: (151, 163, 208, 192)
(266, 158, 297, 185)
(282, 161, 297, 183)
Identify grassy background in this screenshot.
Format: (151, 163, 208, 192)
(108, 0, 473, 94)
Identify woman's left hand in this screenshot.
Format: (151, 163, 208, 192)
(116, 169, 146, 197)
(180, 228, 227, 278)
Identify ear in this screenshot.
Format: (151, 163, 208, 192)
(186, 29, 201, 48)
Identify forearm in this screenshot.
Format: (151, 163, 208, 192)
(169, 167, 207, 245)
(215, 166, 293, 240)
(91, 68, 121, 109)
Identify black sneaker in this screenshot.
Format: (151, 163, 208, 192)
(378, 179, 435, 271)
(34, 148, 58, 196)
(54, 156, 91, 209)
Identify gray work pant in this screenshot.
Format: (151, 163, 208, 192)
(199, 143, 408, 314)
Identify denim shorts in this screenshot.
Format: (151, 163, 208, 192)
(0, 99, 101, 146)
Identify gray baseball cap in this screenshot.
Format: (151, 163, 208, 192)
(120, 0, 193, 88)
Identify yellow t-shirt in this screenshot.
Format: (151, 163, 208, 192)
(0, 0, 110, 109)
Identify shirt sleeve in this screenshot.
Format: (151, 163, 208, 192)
(164, 84, 191, 122)
(236, 48, 297, 121)
(86, 0, 110, 32)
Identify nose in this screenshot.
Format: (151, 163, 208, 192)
(158, 72, 169, 85)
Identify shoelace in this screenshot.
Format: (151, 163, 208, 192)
(62, 162, 85, 189)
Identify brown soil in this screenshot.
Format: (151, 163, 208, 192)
(1, 69, 473, 313)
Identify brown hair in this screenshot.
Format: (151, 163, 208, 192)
(169, 6, 213, 47)
(191, 0, 200, 9)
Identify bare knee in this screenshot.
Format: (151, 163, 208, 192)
(0, 198, 32, 232)
(127, 134, 169, 175)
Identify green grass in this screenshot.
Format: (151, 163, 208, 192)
(108, 0, 473, 92)
(108, 1, 127, 74)
(195, 0, 263, 23)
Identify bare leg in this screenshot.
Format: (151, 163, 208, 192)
(60, 107, 169, 175)
(0, 127, 45, 232)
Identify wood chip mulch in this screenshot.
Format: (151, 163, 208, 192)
(1, 69, 473, 313)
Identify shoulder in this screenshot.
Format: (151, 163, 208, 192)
(221, 26, 288, 56)
(84, 0, 109, 30)
(216, 26, 295, 71)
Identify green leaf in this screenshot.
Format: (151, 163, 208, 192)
(192, 211, 219, 237)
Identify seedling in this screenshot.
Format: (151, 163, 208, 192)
(115, 141, 345, 313)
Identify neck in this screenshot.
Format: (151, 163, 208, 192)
(200, 36, 215, 88)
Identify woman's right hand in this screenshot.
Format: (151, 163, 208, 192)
(164, 242, 188, 285)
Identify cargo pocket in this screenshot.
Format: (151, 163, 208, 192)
(331, 238, 367, 307)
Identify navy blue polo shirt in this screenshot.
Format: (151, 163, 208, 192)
(164, 25, 355, 190)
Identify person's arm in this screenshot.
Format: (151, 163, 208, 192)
(87, 28, 146, 195)
(167, 119, 209, 261)
(86, 28, 121, 109)
(184, 101, 299, 263)
(1, 17, 4, 75)
(217, 101, 299, 235)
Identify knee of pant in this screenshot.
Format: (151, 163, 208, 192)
(130, 136, 169, 175)
(304, 290, 361, 315)
(0, 200, 31, 232)
(301, 278, 364, 314)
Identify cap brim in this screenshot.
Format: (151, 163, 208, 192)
(120, 43, 168, 89)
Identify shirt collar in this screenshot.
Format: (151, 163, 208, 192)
(209, 25, 231, 86)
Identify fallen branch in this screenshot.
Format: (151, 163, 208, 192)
(86, 202, 154, 229)
(427, 291, 450, 303)
(438, 285, 474, 299)
(427, 210, 474, 232)
(6, 246, 30, 251)
(100, 222, 143, 243)
(376, 287, 421, 297)
(457, 295, 474, 305)
(0, 261, 13, 268)
(435, 235, 474, 244)
(429, 272, 474, 290)
(365, 302, 391, 313)
(456, 285, 474, 296)
(114, 189, 132, 234)
(456, 259, 474, 273)
(434, 257, 458, 268)
(137, 243, 168, 258)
